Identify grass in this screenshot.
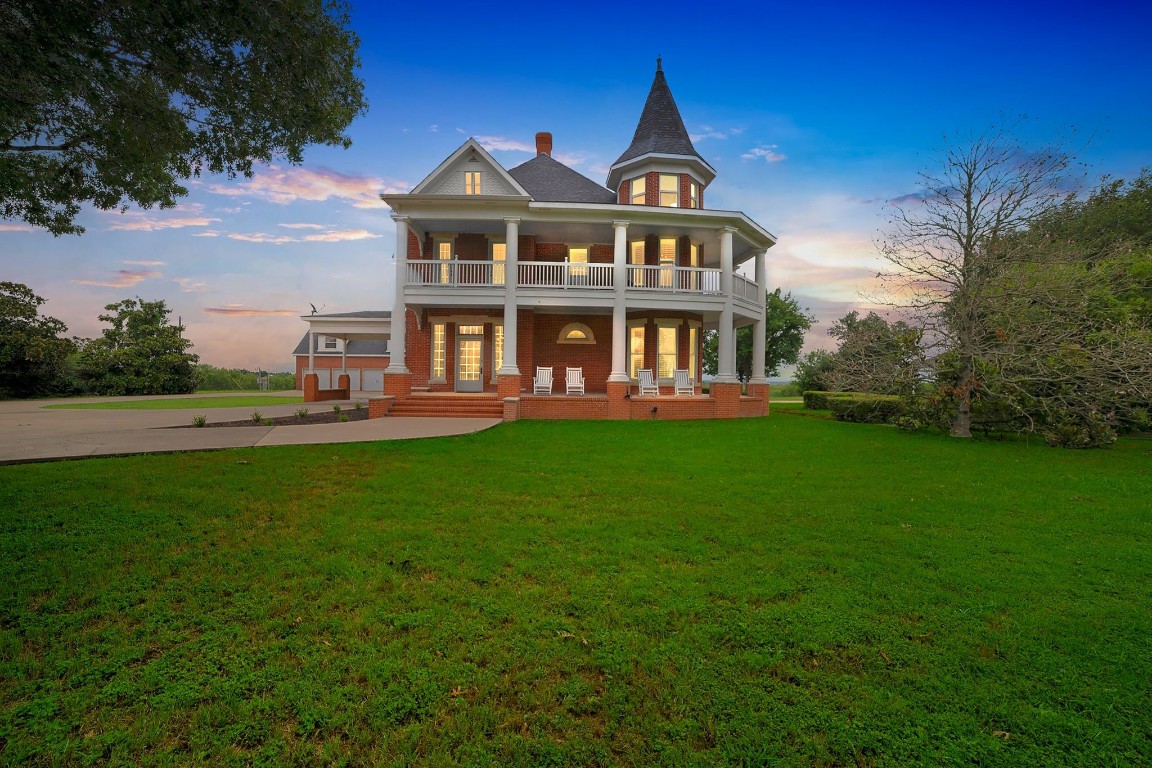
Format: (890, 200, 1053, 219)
(43, 395, 304, 411)
(1, 416, 1149, 766)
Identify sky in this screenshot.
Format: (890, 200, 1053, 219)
(4, 1, 1152, 372)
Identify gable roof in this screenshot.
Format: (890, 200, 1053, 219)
(508, 154, 616, 204)
(409, 138, 531, 197)
(613, 61, 705, 167)
(292, 334, 389, 356)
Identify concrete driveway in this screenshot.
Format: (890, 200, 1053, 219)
(0, 392, 501, 464)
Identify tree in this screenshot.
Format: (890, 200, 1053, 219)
(878, 119, 1079, 437)
(793, 349, 836, 393)
(825, 311, 924, 398)
(1, 0, 366, 235)
(0, 282, 77, 398)
(77, 298, 199, 395)
(704, 288, 815, 381)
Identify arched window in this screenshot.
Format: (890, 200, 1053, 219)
(557, 322, 596, 344)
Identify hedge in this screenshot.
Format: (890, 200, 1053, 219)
(828, 393, 904, 423)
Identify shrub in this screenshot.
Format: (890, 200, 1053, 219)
(802, 391, 838, 410)
(191, 414, 207, 428)
(1044, 414, 1118, 449)
(338, 413, 349, 423)
(250, 410, 262, 424)
(828, 393, 904, 424)
(262, 418, 273, 427)
(354, 401, 364, 411)
(294, 407, 309, 419)
(332, 404, 341, 414)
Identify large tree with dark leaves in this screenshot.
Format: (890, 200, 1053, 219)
(77, 298, 199, 395)
(0, 282, 77, 398)
(1, 0, 366, 235)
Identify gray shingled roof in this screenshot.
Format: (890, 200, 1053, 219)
(292, 335, 390, 356)
(508, 154, 616, 204)
(613, 63, 704, 166)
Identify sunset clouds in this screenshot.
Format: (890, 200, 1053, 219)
(71, 267, 163, 289)
(204, 165, 407, 208)
(204, 305, 299, 317)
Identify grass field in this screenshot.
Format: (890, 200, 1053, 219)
(1, 416, 1149, 766)
(43, 395, 305, 411)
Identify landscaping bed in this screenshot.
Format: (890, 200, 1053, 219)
(174, 407, 369, 428)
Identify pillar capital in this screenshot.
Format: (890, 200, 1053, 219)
(503, 216, 521, 225)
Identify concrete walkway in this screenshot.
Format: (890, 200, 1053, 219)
(0, 392, 501, 465)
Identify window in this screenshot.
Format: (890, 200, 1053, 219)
(688, 325, 699, 381)
(659, 174, 679, 207)
(458, 324, 484, 336)
(464, 171, 482, 195)
(630, 177, 646, 205)
(558, 322, 595, 344)
(629, 240, 645, 286)
(688, 181, 699, 209)
(629, 324, 645, 379)
(494, 323, 504, 374)
(568, 246, 588, 279)
(657, 323, 678, 379)
(491, 241, 506, 286)
(436, 239, 453, 284)
(659, 238, 677, 288)
(687, 242, 701, 290)
(431, 323, 446, 379)
(321, 335, 338, 351)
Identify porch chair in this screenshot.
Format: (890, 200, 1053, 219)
(673, 369, 694, 396)
(637, 368, 659, 397)
(566, 367, 585, 396)
(533, 366, 553, 395)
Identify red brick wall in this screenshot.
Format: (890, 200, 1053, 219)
(590, 243, 612, 264)
(456, 233, 487, 260)
(645, 172, 660, 205)
(408, 231, 421, 259)
(535, 242, 568, 262)
(519, 396, 611, 420)
(532, 313, 613, 393)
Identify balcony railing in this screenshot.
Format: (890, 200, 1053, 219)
(403, 260, 741, 298)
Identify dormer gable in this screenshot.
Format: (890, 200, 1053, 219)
(409, 138, 531, 198)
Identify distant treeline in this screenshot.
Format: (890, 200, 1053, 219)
(196, 365, 297, 391)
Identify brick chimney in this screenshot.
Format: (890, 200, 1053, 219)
(535, 132, 552, 157)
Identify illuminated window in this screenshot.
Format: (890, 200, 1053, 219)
(659, 237, 677, 288)
(659, 174, 679, 207)
(688, 326, 699, 381)
(687, 242, 701, 290)
(630, 177, 646, 205)
(465, 171, 481, 194)
(629, 324, 645, 379)
(436, 239, 453, 284)
(491, 241, 506, 286)
(629, 240, 645, 286)
(494, 323, 504, 373)
(458, 324, 484, 335)
(568, 246, 588, 278)
(688, 181, 699, 209)
(558, 322, 595, 344)
(431, 323, 446, 379)
(657, 323, 678, 379)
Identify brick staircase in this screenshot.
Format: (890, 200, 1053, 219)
(385, 392, 504, 419)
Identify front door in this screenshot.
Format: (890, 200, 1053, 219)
(455, 326, 484, 392)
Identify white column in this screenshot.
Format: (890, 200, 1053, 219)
(750, 249, 768, 384)
(499, 217, 520, 375)
(307, 330, 315, 372)
(340, 339, 348, 377)
(608, 220, 630, 382)
(387, 215, 409, 373)
(714, 227, 738, 383)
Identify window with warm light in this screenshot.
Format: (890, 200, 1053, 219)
(494, 323, 504, 373)
(659, 238, 677, 288)
(659, 174, 679, 207)
(657, 324, 677, 379)
(688, 181, 699, 209)
(568, 246, 589, 278)
(629, 324, 645, 378)
(491, 241, 506, 285)
(558, 322, 595, 344)
(688, 326, 699, 381)
(629, 241, 645, 286)
(464, 171, 482, 195)
(436, 240, 452, 284)
(630, 177, 645, 205)
(431, 323, 446, 379)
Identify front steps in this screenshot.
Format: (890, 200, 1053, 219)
(386, 392, 504, 419)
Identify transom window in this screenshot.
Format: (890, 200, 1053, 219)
(464, 171, 482, 195)
(630, 177, 646, 205)
(558, 322, 596, 344)
(659, 174, 679, 207)
(458, 324, 484, 336)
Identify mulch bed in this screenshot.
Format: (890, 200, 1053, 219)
(172, 408, 370, 429)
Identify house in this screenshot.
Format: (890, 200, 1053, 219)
(300, 61, 776, 420)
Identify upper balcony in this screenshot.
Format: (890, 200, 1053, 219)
(401, 259, 761, 315)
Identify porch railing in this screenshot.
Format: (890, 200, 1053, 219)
(733, 274, 759, 303)
(403, 260, 731, 297)
(626, 265, 721, 293)
(518, 261, 614, 289)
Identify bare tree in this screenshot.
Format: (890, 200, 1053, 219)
(878, 119, 1079, 438)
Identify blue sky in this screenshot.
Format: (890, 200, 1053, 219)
(4, 1, 1151, 371)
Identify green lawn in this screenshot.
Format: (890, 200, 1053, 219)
(43, 395, 305, 411)
(1, 416, 1149, 766)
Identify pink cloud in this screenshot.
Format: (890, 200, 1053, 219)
(302, 229, 381, 242)
(71, 269, 162, 288)
(174, 278, 208, 293)
(204, 305, 299, 316)
(205, 165, 408, 208)
(193, 230, 220, 238)
(227, 232, 297, 245)
(0, 223, 37, 232)
(123, 259, 166, 266)
(106, 213, 221, 231)
(279, 223, 327, 230)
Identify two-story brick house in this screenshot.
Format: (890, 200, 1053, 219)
(300, 61, 776, 420)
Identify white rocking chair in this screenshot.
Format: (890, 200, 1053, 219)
(673, 369, 694, 396)
(637, 368, 659, 397)
(565, 367, 585, 396)
(533, 366, 553, 395)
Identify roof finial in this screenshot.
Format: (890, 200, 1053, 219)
(656, 56, 662, 73)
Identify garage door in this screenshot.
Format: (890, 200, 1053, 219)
(347, 370, 361, 391)
(362, 369, 385, 393)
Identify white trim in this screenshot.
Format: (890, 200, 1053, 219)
(409, 138, 531, 197)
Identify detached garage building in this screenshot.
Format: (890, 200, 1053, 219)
(292, 310, 391, 393)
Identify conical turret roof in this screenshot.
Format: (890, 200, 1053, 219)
(613, 59, 705, 166)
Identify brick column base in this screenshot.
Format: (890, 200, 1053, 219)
(497, 373, 522, 399)
(710, 381, 742, 419)
(607, 380, 630, 420)
(503, 397, 520, 422)
(383, 371, 413, 400)
(747, 381, 770, 416)
(368, 396, 394, 419)
(337, 373, 351, 400)
(303, 373, 319, 402)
